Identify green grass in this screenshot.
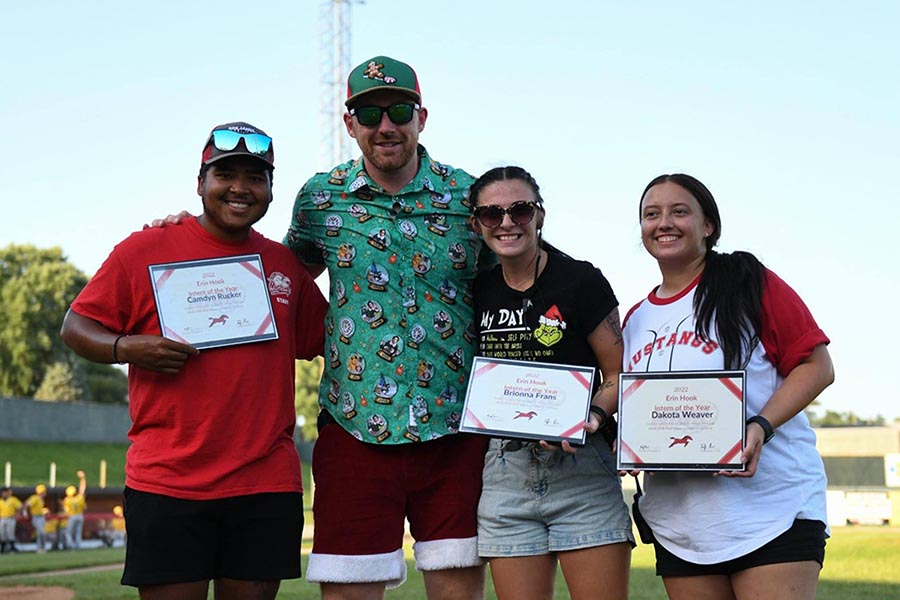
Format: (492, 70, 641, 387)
(2, 441, 896, 598)
(0, 528, 897, 599)
(0, 440, 128, 488)
(0, 547, 126, 577)
(817, 527, 900, 599)
(0, 569, 128, 600)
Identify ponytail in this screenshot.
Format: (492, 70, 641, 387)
(694, 250, 764, 369)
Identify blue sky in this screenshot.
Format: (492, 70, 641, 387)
(3, 1, 898, 420)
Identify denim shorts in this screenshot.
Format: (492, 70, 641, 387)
(477, 434, 635, 557)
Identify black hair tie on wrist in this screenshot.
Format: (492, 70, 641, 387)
(112, 334, 127, 365)
(747, 415, 775, 444)
(589, 405, 609, 427)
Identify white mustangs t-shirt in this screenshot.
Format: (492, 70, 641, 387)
(622, 269, 829, 564)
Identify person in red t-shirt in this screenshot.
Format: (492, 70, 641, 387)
(61, 122, 327, 600)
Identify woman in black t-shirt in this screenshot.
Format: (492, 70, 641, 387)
(469, 166, 634, 600)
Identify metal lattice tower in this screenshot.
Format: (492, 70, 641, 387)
(319, 0, 362, 169)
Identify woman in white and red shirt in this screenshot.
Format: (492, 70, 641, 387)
(623, 173, 834, 600)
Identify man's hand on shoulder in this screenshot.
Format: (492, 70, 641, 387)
(143, 210, 193, 230)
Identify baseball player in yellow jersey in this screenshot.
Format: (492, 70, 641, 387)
(109, 504, 126, 546)
(24, 484, 48, 553)
(47, 509, 67, 551)
(0, 487, 23, 553)
(63, 470, 87, 549)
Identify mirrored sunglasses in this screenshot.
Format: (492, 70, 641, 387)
(350, 102, 420, 127)
(209, 130, 272, 155)
(473, 200, 539, 229)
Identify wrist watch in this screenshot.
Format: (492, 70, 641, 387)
(747, 415, 775, 444)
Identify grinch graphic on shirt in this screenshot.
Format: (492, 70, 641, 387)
(533, 304, 566, 348)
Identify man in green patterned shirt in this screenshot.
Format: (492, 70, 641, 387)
(284, 55, 489, 599)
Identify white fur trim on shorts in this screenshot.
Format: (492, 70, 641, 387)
(306, 548, 406, 589)
(413, 536, 483, 571)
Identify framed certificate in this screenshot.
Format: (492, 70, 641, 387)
(149, 254, 278, 350)
(460, 356, 595, 445)
(617, 371, 746, 471)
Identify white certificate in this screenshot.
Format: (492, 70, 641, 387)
(617, 371, 746, 471)
(460, 357, 595, 445)
(149, 254, 278, 350)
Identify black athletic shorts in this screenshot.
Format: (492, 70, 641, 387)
(121, 487, 304, 587)
(655, 519, 826, 577)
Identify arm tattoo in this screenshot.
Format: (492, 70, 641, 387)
(605, 308, 623, 346)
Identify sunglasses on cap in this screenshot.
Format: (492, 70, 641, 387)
(349, 102, 420, 127)
(208, 130, 273, 155)
(472, 201, 540, 229)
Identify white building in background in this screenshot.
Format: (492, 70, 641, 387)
(815, 423, 900, 526)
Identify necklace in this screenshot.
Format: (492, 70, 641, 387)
(502, 249, 543, 292)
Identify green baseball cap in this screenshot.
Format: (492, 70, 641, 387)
(345, 56, 421, 107)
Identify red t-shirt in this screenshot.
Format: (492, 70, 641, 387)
(71, 217, 327, 500)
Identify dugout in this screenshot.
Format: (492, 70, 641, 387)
(9, 485, 124, 544)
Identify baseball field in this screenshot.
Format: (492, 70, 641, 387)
(1, 442, 897, 599)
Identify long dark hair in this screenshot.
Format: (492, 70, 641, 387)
(640, 174, 764, 369)
(469, 166, 569, 258)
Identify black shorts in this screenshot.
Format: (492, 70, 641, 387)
(655, 519, 826, 577)
(121, 487, 304, 587)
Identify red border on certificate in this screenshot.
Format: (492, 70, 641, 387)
(617, 370, 746, 471)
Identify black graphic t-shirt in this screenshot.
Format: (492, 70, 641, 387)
(474, 251, 617, 393)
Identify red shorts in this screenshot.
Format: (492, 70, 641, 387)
(307, 422, 487, 586)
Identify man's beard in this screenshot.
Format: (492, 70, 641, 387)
(363, 136, 417, 173)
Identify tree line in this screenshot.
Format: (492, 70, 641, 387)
(0, 244, 127, 403)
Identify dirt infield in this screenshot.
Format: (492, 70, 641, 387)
(0, 587, 74, 600)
